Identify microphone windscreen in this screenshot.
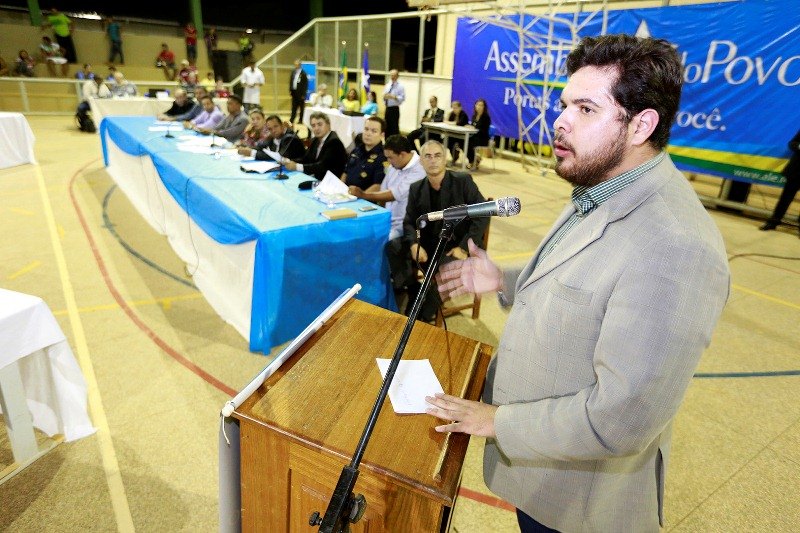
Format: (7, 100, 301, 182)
(298, 180, 316, 190)
(497, 197, 522, 217)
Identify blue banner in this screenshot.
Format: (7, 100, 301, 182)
(452, 0, 800, 186)
(302, 61, 317, 100)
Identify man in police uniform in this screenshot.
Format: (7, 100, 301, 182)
(341, 116, 388, 192)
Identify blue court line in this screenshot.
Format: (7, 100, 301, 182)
(102, 185, 197, 290)
(695, 370, 800, 378)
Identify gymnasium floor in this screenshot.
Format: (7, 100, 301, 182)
(1, 116, 799, 531)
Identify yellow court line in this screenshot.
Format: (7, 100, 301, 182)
(34, 165, 135, 532)
(51, 293, 204, 317)
(7, 260, 42, 280)
(732, 283, 800, 312)
(10, 207, 36, 216)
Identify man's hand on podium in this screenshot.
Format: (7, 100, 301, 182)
(425, 393, 497, 438)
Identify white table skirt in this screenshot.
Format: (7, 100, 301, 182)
(0, 112, 36, 170)
(0, 288, 94, 443)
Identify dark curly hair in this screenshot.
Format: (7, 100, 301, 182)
(566, 34, 683, 149)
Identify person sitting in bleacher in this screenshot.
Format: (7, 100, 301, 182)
(14, 50, 36, 77)
(196, 94, 249, 143)
(74, 63, 94, 80)
(39, 35, 68, 77)
(184, 95, 224, 131)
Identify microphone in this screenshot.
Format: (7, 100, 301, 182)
(273, 134, 291, 180)
(420, 197, 521, 223)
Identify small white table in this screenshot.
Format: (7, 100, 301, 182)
(302, 106, 366, 143)
(422, 122, 478, 170)
(0, 112, 36, 170)
(0, 289, 94, 483)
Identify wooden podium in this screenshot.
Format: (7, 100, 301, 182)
(233, 299, 492, 532)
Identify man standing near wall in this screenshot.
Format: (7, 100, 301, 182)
(42, 7, 77, 64)
(289, 59, 308, 124)
(382, 69, 405, 136)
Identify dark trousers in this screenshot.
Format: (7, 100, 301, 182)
(767, 173, 800, 224)
(407, 127, 440, 150)
(55, 34, 77, 63)
(109, 41, 124, 64)
(385, 106, 400, 136)
(516, 509, 561, 533)
(290, 93, 305, 124)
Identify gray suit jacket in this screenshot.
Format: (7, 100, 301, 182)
(484, 155, 730, 532)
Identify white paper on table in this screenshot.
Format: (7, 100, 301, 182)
(176, 144, 215, 154)
(314, 171, 356, 204)
(148, 125, 183, 132)
(262, 148, 282, 161)
(375, 358, 444, 414)
(240, 160, 280, 173)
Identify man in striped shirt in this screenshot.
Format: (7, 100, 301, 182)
(428, 35, 730, 533)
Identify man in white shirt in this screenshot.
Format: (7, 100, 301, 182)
(347, 134, 426, 291)
(310, 84, 333, 109)
(240, 59, 264, 112)
(382, 69, 405, 136)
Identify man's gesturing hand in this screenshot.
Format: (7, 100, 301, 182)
(425, 393, 497, 437)
(436, 238, 502, 299)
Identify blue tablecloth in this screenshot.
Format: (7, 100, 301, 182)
(100, 117, 394, 351)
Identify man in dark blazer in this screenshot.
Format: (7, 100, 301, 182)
(237, 114, 305, 162)
(282, 111, 347, 180)
(289, 59, 308, 124)
(401, 139, 488, 321)
(760, 127, 800, 236)
(407, 95, 445, 147)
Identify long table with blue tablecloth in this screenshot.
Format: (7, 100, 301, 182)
(99, 116, 393, 352)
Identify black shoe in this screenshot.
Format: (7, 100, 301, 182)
(759, 221, 778, 231)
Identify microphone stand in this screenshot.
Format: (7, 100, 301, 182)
(164, 121, 175, 138)
(210, 132, 223, 148)
(310, 217, 460, 533)
(274, 137, 289, 180)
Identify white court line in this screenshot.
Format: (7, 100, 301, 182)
(35, 164, 135, 532)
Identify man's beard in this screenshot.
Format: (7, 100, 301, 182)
(555, 125, 628, 187)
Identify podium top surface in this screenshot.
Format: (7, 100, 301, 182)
(235, 299, 492, 503)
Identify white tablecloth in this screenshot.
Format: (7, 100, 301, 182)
(0, 288, 94, 442)
(302, 106, 365, 143)
(89, 97, 230, 128)
(0, 112, 36, 170)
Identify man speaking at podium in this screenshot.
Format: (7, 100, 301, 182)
(426, 35, 730, 532)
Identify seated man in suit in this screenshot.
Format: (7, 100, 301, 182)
(237, 114, 305, 162)
(196, 94, 249, 143)
(402, 140, 488, 321)
(157, 88, 196, 121)
(407, 95, 445, 148)
(281, 111, 347, 180)
(342, 116, 387, 192)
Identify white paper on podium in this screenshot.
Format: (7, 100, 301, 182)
(375, 358, 444, 414)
